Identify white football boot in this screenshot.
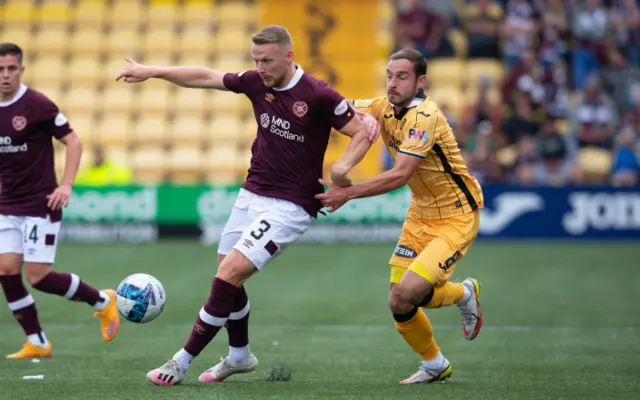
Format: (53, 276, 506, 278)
(457, 278, 483, 340)
(146, 359, 185, 386)
(400, 358, 452, 384)
(199, 353, 259, 382)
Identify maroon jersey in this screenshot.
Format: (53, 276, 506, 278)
(0, 85, 71, 220)
(223, 66, 355, 217)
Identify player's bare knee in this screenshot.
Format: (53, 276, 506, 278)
(216, 250, 256, 287)
(398, 270, 435, 307)
(24, 263, 52, 285)
(0, 254, 23, 275)
(217, 263, 252, 287)
(389, 284, 414, 314)
(399, 288, 424, 307)
(410, 284, 435, 306)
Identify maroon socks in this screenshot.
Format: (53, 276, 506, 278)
(32, 272, 107, 309)
(183, 277, 240, 357)
(0, 274, 47, 347)
(226, 286, 251, 363)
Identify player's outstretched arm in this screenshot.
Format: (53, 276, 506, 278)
(116, 58, 228, 90)
(316, 153, 421, 212)
(345, 152, 421, 199)
(330, 114, 378, 186)
(340, 104, 437, 199)
(48, 132, 83, 210)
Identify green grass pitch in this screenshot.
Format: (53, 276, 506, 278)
(1, 241, 639, 399)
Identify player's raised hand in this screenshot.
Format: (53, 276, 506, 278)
(315, 179, 349, 213)
(359, 112, 380, 143)
(47, 184, 72, 211)
(116, 58, 154, 83)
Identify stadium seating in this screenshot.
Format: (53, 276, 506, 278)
(131, 145, 168, 183)
(73, 1, 107, 26)
(2, 0, 597, 184)
(578, 147, 612, 183)
(170, 115, 206, 145)
(0, 0, 257, 184)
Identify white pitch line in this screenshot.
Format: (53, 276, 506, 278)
(0, 322, 637, 333)
(252, 324, 640, 334)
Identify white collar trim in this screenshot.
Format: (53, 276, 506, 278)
(0, 84, 27, 107)
(273, 65, 304, 91)
(392, 96, 424, 112)
(406, 97, 423, 108)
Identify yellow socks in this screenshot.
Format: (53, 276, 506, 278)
(424, 282, 465, 309)
(393, 307, 440, 361)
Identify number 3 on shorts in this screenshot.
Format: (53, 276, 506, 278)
(250, 220, 271, 240)
(236, 217, 283, 270)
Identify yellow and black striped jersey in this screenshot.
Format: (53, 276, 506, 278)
(354, 93, 483, 220)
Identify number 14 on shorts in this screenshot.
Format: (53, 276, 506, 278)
(24, 223, 39, 244)
(23, 220, 56, 246)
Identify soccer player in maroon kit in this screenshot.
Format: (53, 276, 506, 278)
(117, 25, 379, 385)
(0, 43, 120, 359)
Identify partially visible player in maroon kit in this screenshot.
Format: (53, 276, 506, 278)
(117, 25, 379, 385)
(0, 43, 120, 359)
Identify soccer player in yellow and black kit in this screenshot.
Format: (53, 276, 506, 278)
(317, 48, 484, 384)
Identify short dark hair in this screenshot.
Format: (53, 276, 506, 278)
(389, 48, 427, 77)
(0, 43, 23, 65)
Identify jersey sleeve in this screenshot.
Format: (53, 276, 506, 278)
(40, 97, 72, 139)
(318, 85, 356, 130)
(222, 70, 261, 94)
(353, 97, 386, 121)
(398, 108, 439, 159)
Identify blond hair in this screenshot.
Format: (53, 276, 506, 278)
(251, 25, 293, 48)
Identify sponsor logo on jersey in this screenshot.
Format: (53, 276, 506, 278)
(260, 113, 270, 128)
(0, 136, 28, 153)
(265, 93, 276, 102)
(293, 101, 308, 117)
(393, 244, 417, 258)
(12, 116, 27, 131)
(259, 113, 304, 143)
(388, 136, 402, 151)
(408, 128, 428, 142)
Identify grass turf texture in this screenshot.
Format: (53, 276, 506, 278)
(1, 241, 639, 399)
